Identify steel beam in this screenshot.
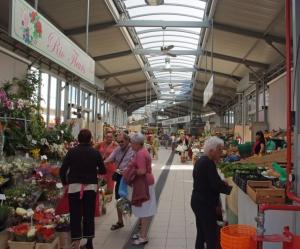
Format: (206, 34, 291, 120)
(205, 51, 269, 69)
(126, 95, 157, 103)
(93, 50, 132, 61)
(116, 19, 211, 28)
(214, 22, 285, 44)
(106, 80, 146, 90)
(64, 21, 115, 36)
(145, 67, 242, 81)
(98, 68, 141, 79)
(134, 48, 203, 56)
(117, 88, 155, 97)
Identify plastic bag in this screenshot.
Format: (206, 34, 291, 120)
(118, 177, 128, 198)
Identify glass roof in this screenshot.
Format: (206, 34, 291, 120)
(123, 0, 208, 117)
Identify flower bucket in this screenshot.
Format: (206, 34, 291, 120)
(8, 240, 35, 249)
(35, 237, 60, 249)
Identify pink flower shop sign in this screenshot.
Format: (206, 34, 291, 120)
(10, 0, 95, 84)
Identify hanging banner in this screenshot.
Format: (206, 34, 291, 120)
(203, 75, 214, 107)
(162, 115, 191, 126)
(10, 0, 95, 84)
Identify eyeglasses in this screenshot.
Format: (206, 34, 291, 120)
(118, 140, 125, 144)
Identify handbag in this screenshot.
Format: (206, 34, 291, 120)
(112, 146, 130, 181)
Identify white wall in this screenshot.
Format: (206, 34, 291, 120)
(0, 52, 28, 85)
(268, 74, 287, 130)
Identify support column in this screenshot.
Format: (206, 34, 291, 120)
(255, 82, 259, 122)
(293, 0, 300, 234)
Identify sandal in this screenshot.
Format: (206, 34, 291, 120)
(132, 238, 148, 245)
(132, 233, 140, 240)
(110, 222, 124, 231)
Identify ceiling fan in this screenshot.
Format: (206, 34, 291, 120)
(160, 28, 176, 57)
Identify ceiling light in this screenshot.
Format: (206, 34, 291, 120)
(170, 88, 175, 94)
(165, 57, 171, 69)
(145, 0, 164, 6)
(173, 101, 176, 104)
(161, 108, 164, 112)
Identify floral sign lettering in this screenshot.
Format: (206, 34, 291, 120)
(11, 0, 95, 84)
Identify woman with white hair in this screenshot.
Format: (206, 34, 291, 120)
(123, 132, 156, 245)
(191, 136, 232, 249)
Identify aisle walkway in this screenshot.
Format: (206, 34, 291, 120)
(93, 148, 196, 249)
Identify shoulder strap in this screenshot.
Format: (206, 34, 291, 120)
(117, 146, 130, 168)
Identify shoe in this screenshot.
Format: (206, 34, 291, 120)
(110, 222, 124, 231)
(132, 233, 139, 240)
(132, 238, 148, 245)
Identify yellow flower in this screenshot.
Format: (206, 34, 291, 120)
(31, 148, 40, 159)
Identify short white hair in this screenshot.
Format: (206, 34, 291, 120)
(203, 136, 224, 155)
(130, 132, 145, 145)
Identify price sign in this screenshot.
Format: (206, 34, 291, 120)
(56, 183, 63, 189)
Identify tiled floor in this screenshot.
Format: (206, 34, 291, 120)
(93, 148, 196, 249)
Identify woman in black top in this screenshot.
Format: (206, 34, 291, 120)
(253, 130, 265, 155)
(191, 136, 232, 249)
(60, 129, 106, 249)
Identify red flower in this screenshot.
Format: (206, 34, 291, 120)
(9, 223, 29, 236)
(35, 21, 42, 34)
(31, 11, 37, 22)
(37, 227, 55, 242)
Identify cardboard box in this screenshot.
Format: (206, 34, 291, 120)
(247, 180, 285, 204)
(0, 231, 10, 249)
(8, 240, 35, 249)
(35, 237, 60, 249)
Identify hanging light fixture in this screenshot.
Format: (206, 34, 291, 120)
(145, 0, 164, 6)
(165, 57, 171, 69)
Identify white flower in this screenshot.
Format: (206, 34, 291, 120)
(41, 155, 48, 161)
(40, 138, 49, 145)
(17, 99, 25, 109)
(31, 139, 37, 145)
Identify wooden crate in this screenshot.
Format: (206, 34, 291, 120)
(8, 240, 35, 249)
(35, 237, 60, 249)
(56, 232, 71, 249)
(0, 230, 10, 249)
(247, 180, 285, 204)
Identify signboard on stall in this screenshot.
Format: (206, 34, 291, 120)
(10, 0, 95, 84)
(162, 115, 191, 126)
(203, 75, 214, 107)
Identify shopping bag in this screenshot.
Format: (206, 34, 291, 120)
(55, 187, 69, 215)
(55, 186, 101, 217)
(118, 177, 128, 198)
(95, 190, 100, 217)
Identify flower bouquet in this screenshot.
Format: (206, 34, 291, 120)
(4, 184, 41, 208)
(36, 226, 55, 243)
(33, 208, 56, 226)
(54, 214, 70, 232)
(8, 223, 35, 242)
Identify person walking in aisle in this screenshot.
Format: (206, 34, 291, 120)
(96, 131, 118, 192)
(123, 133, 156, 245)
(104, 132, 135, 230)
(191, 136, 232, 249)
(60, 129, 106, 249)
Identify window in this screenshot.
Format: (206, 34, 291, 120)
(49, 76, 57, 125)
(40, 73, 49, 122)
(60, 81, 65, 122)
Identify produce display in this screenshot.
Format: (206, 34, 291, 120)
(218, 162, 257, 178)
